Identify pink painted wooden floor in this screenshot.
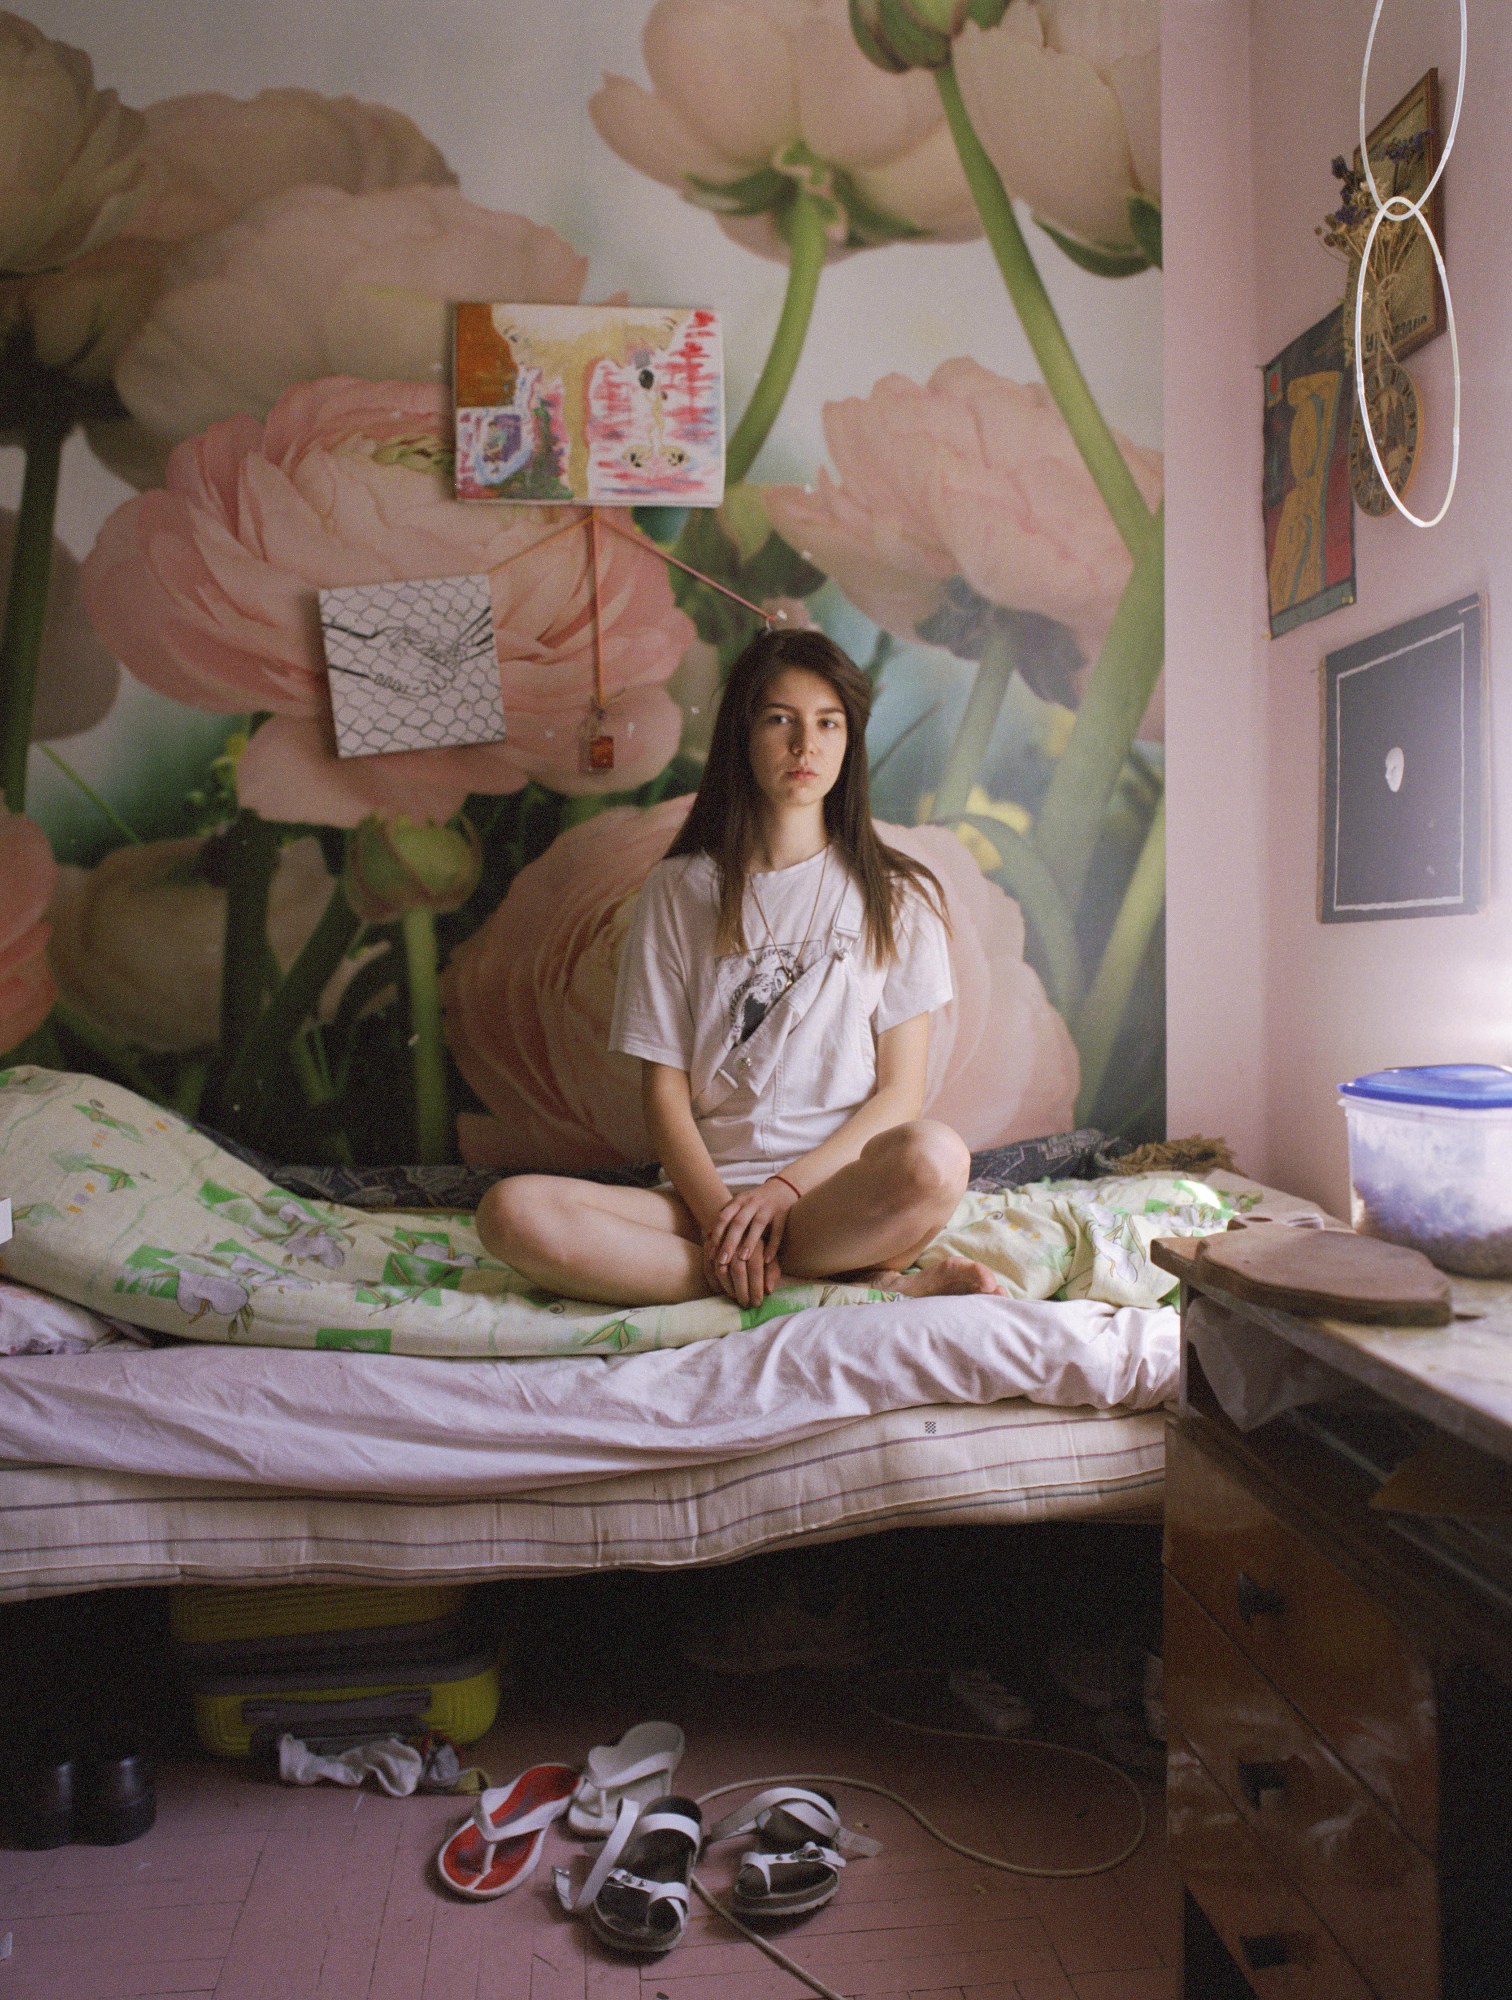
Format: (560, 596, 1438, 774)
(0, 1655, 1178, 2000)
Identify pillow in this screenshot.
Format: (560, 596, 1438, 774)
(190, 1126, 656, 1212)
(967, 1129, 1123, 1191)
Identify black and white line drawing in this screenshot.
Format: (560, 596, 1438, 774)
(318, 573, 506, 758)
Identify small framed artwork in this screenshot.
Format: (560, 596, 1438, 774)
(453, 303, 724, 507)
(1263, 308, 1357, 639)
(1353, 67, 1447, 364)
(319, 573, 506, 758)
(1319, 594, 1485, 924)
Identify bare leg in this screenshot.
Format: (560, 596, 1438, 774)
(780, 1121, 1002, 1296)
(476, 1176, 712, 1305)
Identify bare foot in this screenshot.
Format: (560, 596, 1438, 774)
(866, 1257, 1004, 1297)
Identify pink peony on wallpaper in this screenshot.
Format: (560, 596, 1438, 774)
(0, 0, 1163, 1169)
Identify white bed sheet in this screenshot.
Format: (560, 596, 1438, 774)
(0, 1293, 1176, 1497)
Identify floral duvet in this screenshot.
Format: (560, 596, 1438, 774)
(0, 1069, 1245, 1360)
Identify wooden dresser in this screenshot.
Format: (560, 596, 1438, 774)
(1157, 1250, 1512, 1999)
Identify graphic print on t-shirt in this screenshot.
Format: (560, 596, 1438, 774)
(728, 942, 826, 1047)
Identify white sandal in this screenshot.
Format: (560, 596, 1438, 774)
(706, 1784, 881, 1918)
(555, 1793, 702, 1956)
(566, 1720, 685, 1837)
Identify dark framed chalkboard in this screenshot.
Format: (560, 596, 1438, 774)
(1320, 595, 1485, 923)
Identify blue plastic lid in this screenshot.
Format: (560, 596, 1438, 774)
(1339, 1063, 1512, 1109)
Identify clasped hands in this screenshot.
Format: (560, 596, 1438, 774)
(701, 1176, 799, 1308)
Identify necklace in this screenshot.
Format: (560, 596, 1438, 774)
(748, 846, 830, 993)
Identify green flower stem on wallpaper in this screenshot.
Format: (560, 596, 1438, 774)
(928, 631, 1084, 1017)
(929, 622, 1017, 823)
(1073, 792, 1166, 1125)
(288, 1031, 355, 1163)
(0, 409, 67, 812)
(218, 811, 283, 1056)
(934, 61, 1155, 565)
(401, 906, 449, 1165)
(957, 815, 1083, 1018)
(1033, 512, 1165, 915)
(218, 882, 363, 1136)
(168, 1056, 211, 1121)
(724, 191, 828, 486)
(37, 744, 142, 843)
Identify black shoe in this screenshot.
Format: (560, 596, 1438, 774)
(76, 1740, 156, 1846)
(7, 1738, 78, 1850)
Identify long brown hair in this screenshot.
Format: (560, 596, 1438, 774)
(665, 627, 947, 961)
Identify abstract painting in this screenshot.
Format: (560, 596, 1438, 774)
(1262, 308, 1357, 638)
(319, 574, 506, 758)
(453, 303, 724, 507)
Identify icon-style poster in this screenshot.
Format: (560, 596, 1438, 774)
(1320, 595, 1484, 923)
(319, 573, 505, 757)
(1262, 308, 1357, 638)
(453, 303, 724, 507)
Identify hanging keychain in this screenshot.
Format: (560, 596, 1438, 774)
(579, 712, 615, 772)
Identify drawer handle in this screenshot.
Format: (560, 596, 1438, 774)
(1236, 1571, 1285, 1623)
(1239, 1933, 1292, 1971)
(1238, 1759, 1286, 1808)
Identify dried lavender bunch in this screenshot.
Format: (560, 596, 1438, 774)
(1314, 130, 1434, 369)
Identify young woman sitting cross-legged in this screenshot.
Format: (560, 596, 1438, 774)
(475, 627, 1005, 1308)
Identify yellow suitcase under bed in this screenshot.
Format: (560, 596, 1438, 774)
(169, 1584, 503, 1758)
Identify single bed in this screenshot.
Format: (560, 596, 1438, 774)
(0, 1070, 1313, 1603)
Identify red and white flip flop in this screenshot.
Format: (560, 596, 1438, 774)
(436, 1762, 578, 1899)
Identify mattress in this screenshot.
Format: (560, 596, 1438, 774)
(0, 1398, 1163, 1601)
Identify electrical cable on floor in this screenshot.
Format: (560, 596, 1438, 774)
(855, 1664, 1151, 1873)
(689, 1670, 1152, 2000)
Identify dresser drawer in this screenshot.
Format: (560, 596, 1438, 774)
(1166, 1573, 1438, 2000)
(1165, 1419, 1437, 1847)
(1169, 1727, 1376, 1999)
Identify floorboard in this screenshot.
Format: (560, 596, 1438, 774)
(0, 1541, 1177, 2000)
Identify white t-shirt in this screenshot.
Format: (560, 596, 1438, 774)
(609, 847, 953, 1186)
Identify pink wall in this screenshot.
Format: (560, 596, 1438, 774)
(1165, 0, 1511, 1211)
(1163, 0, 1267, 1179)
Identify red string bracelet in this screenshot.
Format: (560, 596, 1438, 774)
(769, 1173, 803, 1201)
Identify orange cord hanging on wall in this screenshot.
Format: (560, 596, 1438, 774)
(580, 509, 615, 772)
(489, 506, 787, 775)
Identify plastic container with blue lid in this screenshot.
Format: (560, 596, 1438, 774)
(1338, 1064, 1512, 1276)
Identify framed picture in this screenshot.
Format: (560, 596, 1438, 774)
(1263, 308, 1357, 639)
(1319, 595, 1485, 923)
(1352, 67, 1447, 364)
(453, 303, 724, 507)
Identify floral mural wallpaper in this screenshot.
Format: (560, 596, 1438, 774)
(0, 0, 1163, 1168)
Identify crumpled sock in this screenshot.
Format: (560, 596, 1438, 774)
(417, 1737, 463, 1793)
(278, 1733, 424, 1797)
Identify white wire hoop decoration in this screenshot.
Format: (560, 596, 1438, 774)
(1353, 0, 1466, 528)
